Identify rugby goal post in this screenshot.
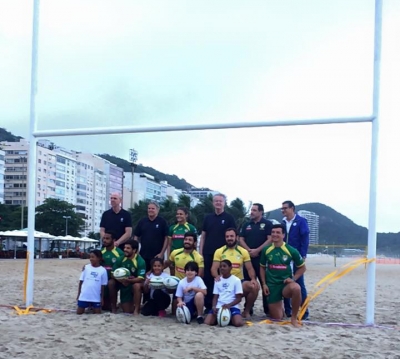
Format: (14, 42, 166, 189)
(25, 0, 382, 325)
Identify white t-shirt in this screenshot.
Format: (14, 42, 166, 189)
(176, 276, 207, 303)
(213, 275, 243, 309)
(147, 272, 169, 299)
(78, 264, 108, 302)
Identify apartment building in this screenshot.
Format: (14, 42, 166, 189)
(0, 150, 5, 204)
(298, 210, 320, 245)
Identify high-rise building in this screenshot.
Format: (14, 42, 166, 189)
(188, 188, 219, 200)
(0, 150, 5, 204)
(0, 139, 123, 235)
(298, 210, 320, 245)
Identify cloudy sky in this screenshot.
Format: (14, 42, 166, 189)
(0, 0, 399, 232)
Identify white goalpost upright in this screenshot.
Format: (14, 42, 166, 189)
(25, 0, 382, 325)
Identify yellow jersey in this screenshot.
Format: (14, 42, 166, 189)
(213, 245, 250, 280)
(169, 249, 204, 279)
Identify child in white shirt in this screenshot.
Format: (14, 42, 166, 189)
(204, 259, 243, 327)
(175, 261, 207, 324)
(76, 250, 108, 314)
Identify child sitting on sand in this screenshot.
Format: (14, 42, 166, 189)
(141, 258, 171, 317)
(76, 250, 108, 315)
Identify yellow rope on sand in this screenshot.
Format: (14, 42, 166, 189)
(247, 257, 376, 326)
(12, 305, 53, 316)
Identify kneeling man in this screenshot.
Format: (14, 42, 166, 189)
(259, 224, 306, 327)
(211, 228, 259, 318)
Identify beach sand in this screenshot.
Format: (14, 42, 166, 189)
(0, 256, 399, 359)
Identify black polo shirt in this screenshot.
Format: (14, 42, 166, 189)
(202, 211, 236, 255)
(134, 216, 168, 259)
(240, 218, 272, 251)
(100, 208, 132, 249)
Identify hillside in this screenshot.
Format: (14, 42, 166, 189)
(0, 128, 23, 143)
(265, 202, 400, 253)
(97, 153, 195, 191)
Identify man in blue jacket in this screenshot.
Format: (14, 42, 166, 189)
(281, 200, 310, 320)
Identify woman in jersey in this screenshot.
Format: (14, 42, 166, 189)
(168, 207, 197, 253)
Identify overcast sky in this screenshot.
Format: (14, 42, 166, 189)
(0, 0, 399, 233)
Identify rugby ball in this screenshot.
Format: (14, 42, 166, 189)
(113, 267, 130, 279)
(176, 306, 191, 324)
(163, 276, 180, 290)
(149, 276, 165, 289)
(217, 307, 231, 327)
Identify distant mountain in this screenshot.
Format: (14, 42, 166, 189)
(97, 153, 195, 191)
(0, 128, 23, 143)
(265, 202, 400, 253)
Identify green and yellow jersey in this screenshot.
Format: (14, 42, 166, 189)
(213, 245, 250, 280)
(169, 249, 204, 279)
(101, 247, 124, 279)
(113, 254, 147, 279)
(168, 222, 197, 251)
(259, 243, 305, 286)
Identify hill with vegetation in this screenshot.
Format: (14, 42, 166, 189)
(97, 153, 195, 191)
(265, 202, 400, 253)
(0, 128, 23, 143)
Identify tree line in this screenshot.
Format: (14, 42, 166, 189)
(0, 195, 251, 238)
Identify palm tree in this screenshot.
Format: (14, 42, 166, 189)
(159, 197, 178, 225)
(191, 194, 215, 232)
(226, 197, 249, 230)
(129, 199, 150, 227)
(177, 194, 191, 208)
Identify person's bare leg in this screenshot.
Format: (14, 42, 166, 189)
(242, 282, 257, 318)
(108, 279, 118, 314)
(194, 292, 205, 317)
(268, 302, 284, 320)
(231, 314, 244, 327)
(77, 307, 85, 315)
(283, 283, 301, 328)
(133, 283, 142, 316)
(204, 313, 216, 326)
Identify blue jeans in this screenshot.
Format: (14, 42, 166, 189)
(284, 265, 309, 319)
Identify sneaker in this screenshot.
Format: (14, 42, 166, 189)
(158, 310, 167, 318)
(196, 316, 204, 324)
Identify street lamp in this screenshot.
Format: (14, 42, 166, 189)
(129, 149, 138, 209)
(63, 215, 71, 236)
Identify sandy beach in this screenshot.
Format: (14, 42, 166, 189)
(0, 256, 399, 359)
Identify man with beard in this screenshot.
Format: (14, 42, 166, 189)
(211, 228, 259, 319)
(164, 232, 204, 315)
(110, 240, 146, 315)
(239, 203, 272, 315)
(165, 232, 204, 279)
(101, 230, 124, 310)
(134, 201, 169, 272)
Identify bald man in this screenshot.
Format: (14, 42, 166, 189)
(100, 192, 132, 250)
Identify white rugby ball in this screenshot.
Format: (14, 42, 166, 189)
(163, 276, 180, 290)
(113, 267, 130, 279)
(149, 276, 165, 289)
(217, 307, 231, 327)
(176, 306, 191, 324)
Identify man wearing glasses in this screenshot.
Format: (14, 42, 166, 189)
(281, 200, 309, 320)
(100, 193, 132, 251)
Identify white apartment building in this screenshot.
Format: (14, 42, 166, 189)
(1, 139, 123, 235)
(188, 188, 219, 200)
(0, 150, 5, 204)
(123, 172, 200, 209)
(298, 210, 320, 245)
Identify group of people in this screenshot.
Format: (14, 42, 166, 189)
(77, 193, 310, 327)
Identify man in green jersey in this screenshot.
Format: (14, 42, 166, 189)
(168, 207, 197, 254)
(110, 240, 146, 315)
(259, 224, 306, 327)
(101, 230, 124, 310)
